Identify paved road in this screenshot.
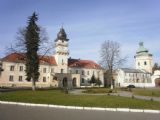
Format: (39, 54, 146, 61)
(0, 104, 160, 120)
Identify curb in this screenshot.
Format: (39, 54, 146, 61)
(0, 101, 159, 114)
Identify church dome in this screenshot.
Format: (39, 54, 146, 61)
(136, 42, 149, 55)
(55, 27, 69, 41)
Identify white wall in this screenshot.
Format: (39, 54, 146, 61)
(116, 69, 155, 88)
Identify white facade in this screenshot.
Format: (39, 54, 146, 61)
(116, 68, 155, 87)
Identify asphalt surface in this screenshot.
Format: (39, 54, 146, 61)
(0, 104, 160, 120)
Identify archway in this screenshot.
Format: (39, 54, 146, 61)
(155, 78, 160, 87)
(72, 77, 77, 87)
(62, 77, 68, 87)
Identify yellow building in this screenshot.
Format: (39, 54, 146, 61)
(0, 27, 104, 88)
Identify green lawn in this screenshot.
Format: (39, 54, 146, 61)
(132, 88, 160, 97)
(82, 88, 116, 94)
(0, 89, 160, 109)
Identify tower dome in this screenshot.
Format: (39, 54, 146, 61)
(136, 42, 149, 55)
(135, 42, 153, 73)
(55, 27, 69, 41)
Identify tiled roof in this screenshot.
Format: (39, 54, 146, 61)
(2, 53, 57, 65)
(2, 53, 25, 62)
(1, 53, 102, 69)
(68, 58, 101, 69)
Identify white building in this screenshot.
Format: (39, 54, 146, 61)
(116, 68, 154, 87)
(115, 42, 155, 88)
(0, 27, 104, 88)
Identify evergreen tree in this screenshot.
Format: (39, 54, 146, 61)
(25, 12, 40, 91)
(90, 74, 96, 85)
(95, 77, 102, 87)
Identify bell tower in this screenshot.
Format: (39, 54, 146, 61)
(135, 42, 153, 73)
(55, 27, 69, 73)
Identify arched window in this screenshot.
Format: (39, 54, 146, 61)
(63, 77, 68, 87)
(72, 77, 77, 87)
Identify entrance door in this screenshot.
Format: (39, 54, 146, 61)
(155, 78, 160, 87)
(72, 78, 77, 87)
(63, 77, 68, 87)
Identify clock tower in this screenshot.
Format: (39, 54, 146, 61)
(55, 27, 69, 73)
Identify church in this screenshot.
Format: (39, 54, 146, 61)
(115, 42, 156, 87)
(0, 27, 104, 88)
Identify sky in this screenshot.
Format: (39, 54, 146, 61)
(0, 0, 160, 67)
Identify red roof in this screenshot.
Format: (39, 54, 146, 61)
(68, 58, 101, 69)
(2, 53, 102, 69)
(2, 53, 57, 65)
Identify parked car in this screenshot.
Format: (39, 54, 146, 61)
(127, 85, 135, 88)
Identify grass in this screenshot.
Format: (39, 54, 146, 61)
(0, 89, 160, 109)
(132, 88, 160, 97)
(82, 88, 116, 94)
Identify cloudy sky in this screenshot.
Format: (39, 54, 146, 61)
(0, 0, 160, 67)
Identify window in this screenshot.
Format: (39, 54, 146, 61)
(19, 66, 23, 71)
(138, 62, 140, 66)
(10, 66, 14, 71)
(51, 68, 54, 73)
(9, 75, 14, 81)
(43, 77, 46, 82)
(61, 69, 64, 73)
(70, 70, 72, 73)
(43, 68, 47, 73)
(82, 70, 84, 75)
(81, 78, 85, 83)
(76, 70, 78, 74)
(87, 71, 90, 75)
(124, 79, 128, 83)
(136, 78, 139, 83)
(93, 71, 95, 75)
(62, 59, 64, 65)
(87, 78, 90, 83)
(19, 76, 23, 82)
(144, 61, 147, 65)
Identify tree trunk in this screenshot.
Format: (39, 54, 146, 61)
(110, 69, 113, 89)
(32, 79, 36, 91)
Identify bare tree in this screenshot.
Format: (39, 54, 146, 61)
(6, 26, 53, 56)
(100, 40, 126, 88)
